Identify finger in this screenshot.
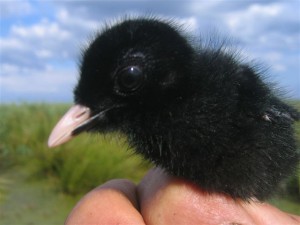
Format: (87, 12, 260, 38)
(65, 179, 145, 225)
(137, 167, 255, 225)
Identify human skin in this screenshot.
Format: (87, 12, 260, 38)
(65, 168, 300, 225)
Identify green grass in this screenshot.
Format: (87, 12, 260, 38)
(270, 197, 300, 216)
(0, 103, 151, 224)
(0, 104, 151, 195)
(0, 166, 79, 225)
(0, 103, 299, 223)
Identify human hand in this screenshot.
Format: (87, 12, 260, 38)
(65, 167, 300, 225)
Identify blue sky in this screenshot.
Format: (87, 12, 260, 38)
(0, 0, 299, 103)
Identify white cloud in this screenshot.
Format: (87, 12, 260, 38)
(56, 8, 100, 31)
(262, 52, 286, 72)
(187, 1, 222, 13)
(248, 3, 281, 16)
(1, 0, 299, 101)
(1, 63, 20, 74)
(225, 3, 281, 35)
(176, 17, 198, 32)
(0, 0, 33, 17)
(35, 49, 53, 58)
(0, 37, 28, 51)
(0, 4, 88, 102)
(0, 65, 76, 94)
(11, 20, 71, 40)
(0, 18, 78, 72)
(224, 2, 297, 39)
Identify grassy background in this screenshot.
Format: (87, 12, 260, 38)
(0, 103, 299, 224)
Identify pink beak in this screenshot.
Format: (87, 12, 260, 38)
(48, 105, 92, 148)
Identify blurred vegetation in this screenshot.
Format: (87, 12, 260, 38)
(0, 104, 151, 195)
(0, 103, 299, 219)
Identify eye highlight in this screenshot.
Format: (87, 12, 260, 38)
(115, 66, 145, 94)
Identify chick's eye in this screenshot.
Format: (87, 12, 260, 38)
(115, 66, 145, 93)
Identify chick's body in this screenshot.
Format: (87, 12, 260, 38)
(53, 18, 300, 200)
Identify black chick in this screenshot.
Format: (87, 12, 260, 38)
(48, 17, 300, 200)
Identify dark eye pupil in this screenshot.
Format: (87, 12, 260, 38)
(117, 66, 144, 92)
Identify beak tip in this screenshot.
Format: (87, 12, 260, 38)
(47, 133, 73, 148)
(47, 105, 91, 149)
(47, 135, 58, 148)
(47, 139, 55, 148)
